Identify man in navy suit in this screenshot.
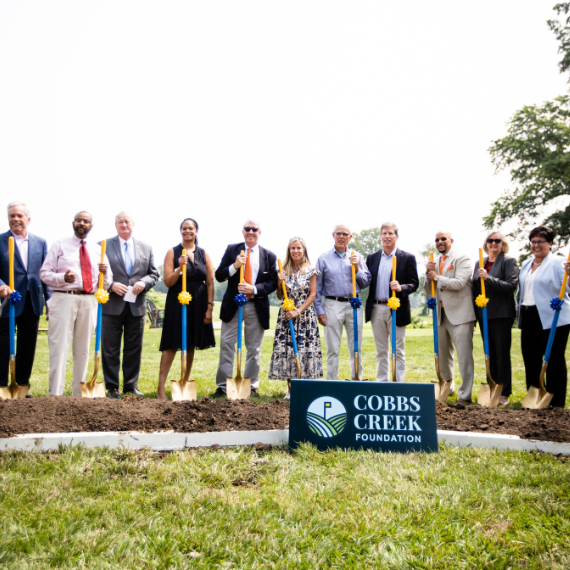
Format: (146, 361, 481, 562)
(212, 220, 278, 397)
(365, 222, 418, 382)
(0, 202, 50, 390)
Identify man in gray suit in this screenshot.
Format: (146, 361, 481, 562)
(425, 231, 475, 404)
(102, 212, 159, 398)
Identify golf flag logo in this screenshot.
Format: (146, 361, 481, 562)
(306, 396, 347, 438)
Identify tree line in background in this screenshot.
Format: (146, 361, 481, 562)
(486, 3, 570, 259)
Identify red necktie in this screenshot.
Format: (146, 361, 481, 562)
(244, 249, 253, 300)
(80, 240, 93, 293)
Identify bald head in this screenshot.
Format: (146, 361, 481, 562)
(435, 231, 453, 254)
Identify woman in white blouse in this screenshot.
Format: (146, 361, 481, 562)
(516, 226, 570, 407)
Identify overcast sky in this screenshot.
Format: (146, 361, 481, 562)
(0, 1, 567, 270)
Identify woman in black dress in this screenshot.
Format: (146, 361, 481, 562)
(157, 218, 215, 400)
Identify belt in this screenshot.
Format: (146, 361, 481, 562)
(520, 305, 536, 311)
(374, 300, 389, 305)
(53, 290, 93, 296)
(325, 296, 358, 302)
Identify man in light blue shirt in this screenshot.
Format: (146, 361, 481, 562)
(315, 224, 371, 379)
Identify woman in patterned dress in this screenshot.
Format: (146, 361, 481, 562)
(268, 237, 323, 399)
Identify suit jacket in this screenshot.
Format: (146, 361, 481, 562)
(102, 236, 160, 317)
(472, 252, 519, 321)
(424, 248, 475, 326)
(0, 230, 50, 318)
(365, 248, 419, 326)
(516, 252, 570, 329)
(215, 242, 278, 330)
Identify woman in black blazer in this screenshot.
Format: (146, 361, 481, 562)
(472, 231, 520, 405)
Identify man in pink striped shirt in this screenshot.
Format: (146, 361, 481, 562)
(40, 211, 112, 396)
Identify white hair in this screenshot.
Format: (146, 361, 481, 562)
(333, 223, 352, 234)
(7, 201, 31, 218)
(115, 211, 134, 223)
(243, 219, 261, 229)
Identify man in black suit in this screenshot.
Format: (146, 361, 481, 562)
(212, 220, 278, 397)
(101, 212, 159, 399)
(365, 222, 419, 382)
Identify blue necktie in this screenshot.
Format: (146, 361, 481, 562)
(125, 242, 133, 274)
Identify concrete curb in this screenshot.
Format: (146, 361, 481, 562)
(1, 429, 569, 455)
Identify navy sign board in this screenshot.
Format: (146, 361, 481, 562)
(289, 380, 438, 453)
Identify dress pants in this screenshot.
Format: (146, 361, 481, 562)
(102, 303, 145, 392)
(438, 308, 475, 401)
(520, 305, 570, 408)
(323, 298, 363, 380)
(370, 303, 406, 382)
(216, 302, 264, 390)
(476, 317, 514, 397)
(0, 295, 40, 386)
(48, 293, 97, 396)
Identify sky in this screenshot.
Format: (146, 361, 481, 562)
(0, 1, 568, 271)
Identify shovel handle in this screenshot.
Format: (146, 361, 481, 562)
(558, 250, 570, 300)
(9, 237, 14, 290)
(181, 249, 187, 293)
(479, 248, 486, 298)
(98, 240, 106, 290)
(278, 259, 288, 300)
(351, 251, 356, 298)
(391, 255, 397, 298)
(430, 252, 435, 298)
(240, 250, 244, 284)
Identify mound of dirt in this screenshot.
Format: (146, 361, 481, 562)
(1, 396, 569, 444)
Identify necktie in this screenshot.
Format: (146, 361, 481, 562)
(439, 255, 447, 275)
(124, 242, 133, 274)
(244, 248, 253, 300)
(80, 240, 93, 293)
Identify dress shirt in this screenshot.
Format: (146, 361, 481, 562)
(40, 235, 113, 291)
(314, 247, 371, 316)
(521, 264, 538, 306)
(118, 236, 135, 268)
(10, 230, 29, 271)
(228, 245, 260, 295)
(376, 247, 397, 301)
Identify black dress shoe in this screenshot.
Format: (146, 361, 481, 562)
(107, 389, 122, 400)
(123, 388, 144, 397)
(250, 388, 260, 398)
(210, 387, 227, 398)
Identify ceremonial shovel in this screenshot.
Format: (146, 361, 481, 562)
(278, 259, 302, 379)
(171, 250, 197, 401)
(477, 248, 502, 408)
(521, 250, 570, 409)
(428, 252, 453, 402)
(350, 253, 363, 380)
(81, 240, 107, 398)
(0, 236, 29, 399)
(226, 252, 251, 399)
(389, 255, 398, 382)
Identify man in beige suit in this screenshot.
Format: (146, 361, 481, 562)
(425, 231, 475, 403)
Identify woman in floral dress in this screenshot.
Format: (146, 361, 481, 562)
(268, 237, 323, 399)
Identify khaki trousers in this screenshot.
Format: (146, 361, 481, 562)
(370, 304, 406, 382)
(323, 298, 363, 380)
(48, 293, 97, 396)
(438, 309, 475, 401)
(216, 302, 264, 390)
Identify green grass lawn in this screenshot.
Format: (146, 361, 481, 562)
(2, 309, 570, 568)
(30, 306, 569, 408)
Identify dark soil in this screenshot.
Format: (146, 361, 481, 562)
(1, 397, 570, 443)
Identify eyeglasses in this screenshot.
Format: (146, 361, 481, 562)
(434, 237, 448, 243)
(335, 232, 350, 237)
(243, 227, 259, 233)
(530, 240, 547, 246)
(487, 239, 502, 245)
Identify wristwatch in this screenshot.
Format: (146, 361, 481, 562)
(434, 275, 439, 281)
(208, 302, 215, 306)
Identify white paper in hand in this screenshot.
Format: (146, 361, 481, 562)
(123, 286, 137, 303)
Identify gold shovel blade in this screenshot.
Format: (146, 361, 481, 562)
(478, 361, 503, 408)
(0, 361, 29, 399)
(226, 375, 251, 400)
(80, 355, 106, 398)
(433, 356, 453, 402)
(171, 380, 197, 401)
(522, 366, 554, 409)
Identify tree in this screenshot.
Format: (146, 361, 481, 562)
(486, 4, 570, 252)
(411, 243, 438, 314)
(154, 265, 168, 293)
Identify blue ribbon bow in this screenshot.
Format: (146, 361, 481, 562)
(234, 293, 248, 307)
(350, 297, 362, 309)
(9, 291, 22, 304)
